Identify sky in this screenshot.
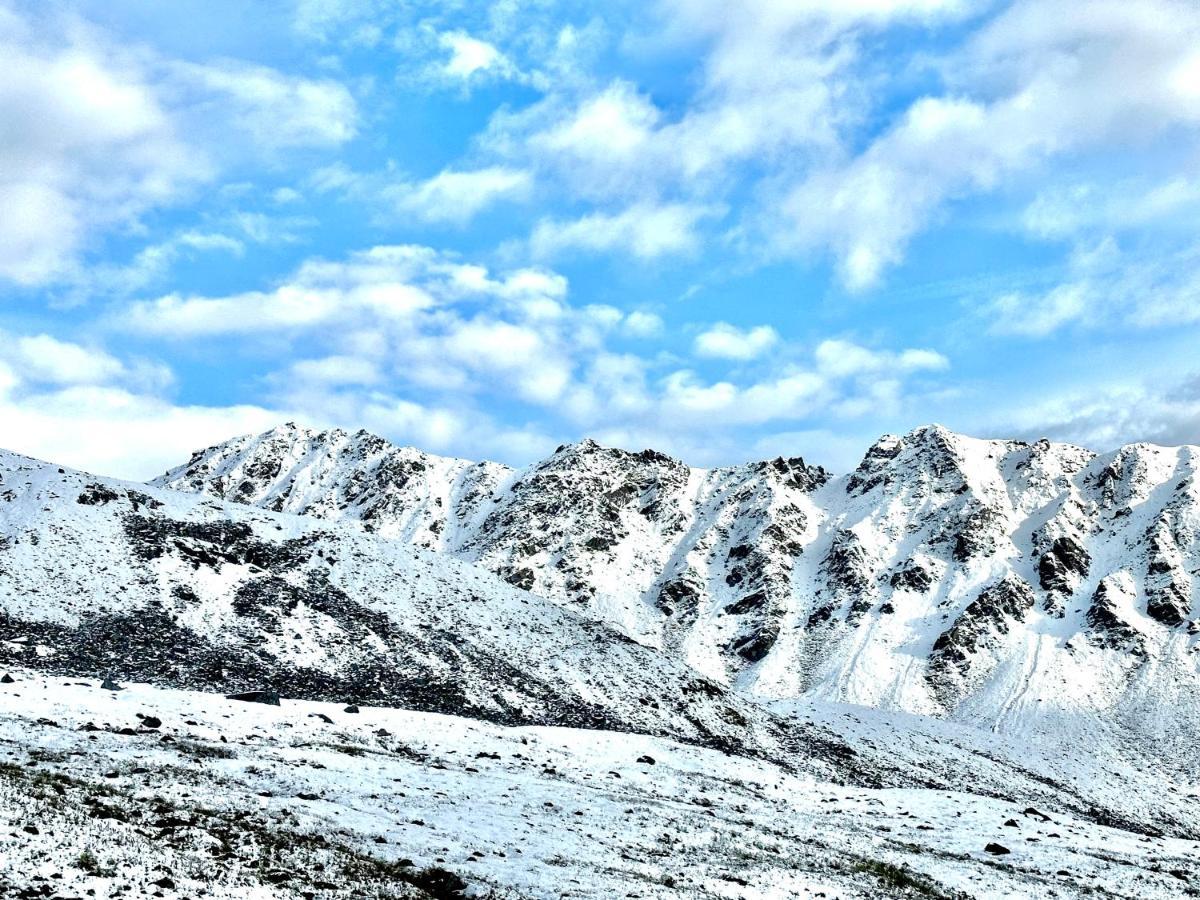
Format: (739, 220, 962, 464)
(2, 0, 1199, 479)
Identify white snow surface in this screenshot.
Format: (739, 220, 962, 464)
(2, 672, 1198, 899)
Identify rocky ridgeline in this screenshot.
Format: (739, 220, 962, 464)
(155, 423, 1200, 756)
(1, 450, 838, 767)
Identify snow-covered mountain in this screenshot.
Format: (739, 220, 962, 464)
(4, 434, 1200, 897)
(156, 423, 1200, 772)
(0, 447, 813, 764)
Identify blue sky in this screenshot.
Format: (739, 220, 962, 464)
(2, 0, 1199, 478)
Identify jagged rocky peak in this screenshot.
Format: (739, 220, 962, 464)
(1086, 442, 1182, 511)
(748, 454, 831, 493)
(154, 422, 512, 547)
(845, 424, 984, 497)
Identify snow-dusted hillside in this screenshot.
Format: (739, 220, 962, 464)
(157, 424, 1200, 771)
(3, 672, 1198, 899)
(3, 438, 1200, 896)
(0, 447, 814, 763)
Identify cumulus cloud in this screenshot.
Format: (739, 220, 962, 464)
(623, 311, 664, 338)
(985, 239, 1200, 336)
(170, 59, 357, 151)
(998, 371, 1200, 452)
(437, 31, 515, 80)
(694, 323, 779, 360)
(0, 333, 125, 386)
(383, 166, 532, 225)
(115, 242, 952, 465)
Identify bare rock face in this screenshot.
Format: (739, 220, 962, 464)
(1086, 577, 1145, 655)
(927, 576, 1036, 706)
(1038, 536, 1091, 596)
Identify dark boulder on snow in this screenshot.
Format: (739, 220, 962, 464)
(226, 690, 280, 706)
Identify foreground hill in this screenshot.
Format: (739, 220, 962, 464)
(157, 424, 1200, 775)
(2, 673, 1198, 899)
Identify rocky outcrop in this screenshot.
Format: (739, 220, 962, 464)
(927, 576, 1036, 703)
(1086, 577, 1144, 655)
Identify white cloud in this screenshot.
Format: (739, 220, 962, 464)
(0, 3, 357, 287)
(623, 311, 664, 338)
(285, 356, 382, 387)
(171, 59, 357, 150)
(116, 241, 953, 464)
(0, 9, 201, 285)
(0, 384, 280, 480)
(984, 239, 1200, 336)
(531, 203, 714, 259)
(814, 339, 949, 377)
(771, 0, 1200, 289)
(693, 323, 779, 360)
(996, 371, 1200, 452)
(383, 166, 531, 225)
(1, 333, 125, 386)
(1022, 177, 1200, 240)
(438, 31, 513, 80)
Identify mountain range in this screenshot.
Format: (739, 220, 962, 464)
(155, 422, 1200, 773)
(3, 422, 1199, 898)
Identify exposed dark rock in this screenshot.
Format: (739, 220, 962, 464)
(1146, 580, 1190, 627)
(227, 690, 281, 706)
(984, 843, 1011, 855)
(1086, 579, 1144, 654)
(724, 591, 767, 615)
(823, 530, 871, 594)
(928, 576, 1035, 693)
(656, 575, 703, 619)
(1038, 536, 1091, 597)
(76, 484, 120, 506)
(890, 563, 932, 594)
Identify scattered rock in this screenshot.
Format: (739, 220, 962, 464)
(1, 674, 14, 684)
(343, 705, 360, 713)
(226, 690, 280, 706)
(984, 843, 1011, 855)
(637, 755, 656, 765)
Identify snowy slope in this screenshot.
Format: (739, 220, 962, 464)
(0, 447, 818, 764)
(3, 672, 1198, 899)
(157, 423, 1200, 770)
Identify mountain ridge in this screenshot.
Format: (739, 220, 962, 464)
(154, 421, 1200, 778)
